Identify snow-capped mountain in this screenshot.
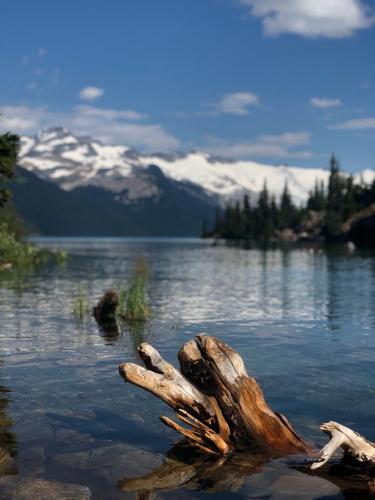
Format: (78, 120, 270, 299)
(20, 127, 374, 207)
(15, 127, 374, 236)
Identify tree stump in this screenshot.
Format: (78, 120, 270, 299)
(119, 334, 375, 480)
(93, 289, 118, 323)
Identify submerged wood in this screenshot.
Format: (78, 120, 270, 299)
(93, 289, 118, 323)
(118, 334, 375, 482)
(120, 444, 375, 498)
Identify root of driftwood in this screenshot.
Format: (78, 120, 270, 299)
(311, 421, 375, 470)
(118, 334, 375, 475)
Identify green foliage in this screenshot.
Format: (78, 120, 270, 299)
(73, 286, 90, 321)
(0, 132, 20, 208)
(325, 155, 347, 237)
(279, 181, 299, 229)
(115, 287, 127, 318)
(123, 257, 150, 321)
(0, 223, 68, 275)
(0, 223, 47, 270)
(0, 202, 27, 240)
(85, 258, 150, 325)
(307, 180, 326, 211)
(0, 127, 68, 274)
(205, 155, 375, 245)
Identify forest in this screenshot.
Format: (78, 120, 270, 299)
(203, 156, 375, 247)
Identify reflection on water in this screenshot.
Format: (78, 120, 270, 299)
(0, 238, 374, 499)
(120, 444, 374, 499)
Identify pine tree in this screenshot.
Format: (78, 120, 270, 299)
(325, 154, 345, 237)
(256, 180, 274, 241)
(243, 193, 253, 239)
(279, 181, 295, 228)
(0, 132, 20, 207)
(307, 179, 326, 211)
(213, 206, 223, 235)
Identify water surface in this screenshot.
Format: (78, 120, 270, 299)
(1, 238, 374, 499)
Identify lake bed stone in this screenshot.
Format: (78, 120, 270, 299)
(0, 476, 91, 499)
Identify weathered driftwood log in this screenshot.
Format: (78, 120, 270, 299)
(311, 421, 375, 470)
(118, 334, 375, 476)
(119, 335, 311, 456)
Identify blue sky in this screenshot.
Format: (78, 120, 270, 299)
(0, 0, 374, 171)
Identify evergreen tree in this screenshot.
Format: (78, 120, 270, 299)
(0, 132, 20, 207)
(243, 193, 253, 239)
(210, 154, 374, 246)
(279, 181, 295, 228)
(270, 194, 278, 229)
(256, 180, 274, 241)
(213, 206, 223, 235)
(325, 154, 346, 237)
(233, 201, 243, 238)
(307, 179, 326, 211)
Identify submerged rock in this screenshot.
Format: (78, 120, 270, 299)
(0, 476, 91, 499)
(53, 443, 163, 482)
(17, 447, 45, 476)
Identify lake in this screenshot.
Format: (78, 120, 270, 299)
(1, 238, 374, 499)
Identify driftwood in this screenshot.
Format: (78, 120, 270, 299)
(93, 289, 118, 323)
(311, 421, 375, 470)
(118, 335, 375, 493)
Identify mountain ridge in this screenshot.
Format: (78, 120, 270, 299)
(14, 127, 374, 236)
(20, 127, 374, 206)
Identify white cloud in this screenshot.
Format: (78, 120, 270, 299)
(79, 86, 105, 101)
(239, 0, 375, 38)
(75, 105, 147, 122)
(328, 117, 375, 130)
(215, 92, 260, 115)
(0, 105, 179, 152)
(0, 106, 48, 132)
(203, 131, 312, 159)
(310, 97, 342, 109)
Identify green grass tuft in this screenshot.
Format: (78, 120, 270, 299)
(124, 257, 149, 321)
(73, 286, 90, 321)
(115, 287, 127, 318)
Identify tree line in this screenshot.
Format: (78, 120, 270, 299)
(203, 156, 375, 244)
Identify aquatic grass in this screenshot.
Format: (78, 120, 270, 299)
(124, 257, 150, 321)
(91, 257, 150, 326)
(124, 278, 150, 321)
(115, 287, 127, 318)
(73, 286, 90, 321)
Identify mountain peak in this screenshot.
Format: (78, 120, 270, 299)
(36, 127, 73, 142)
(18, 127, 374, 206)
